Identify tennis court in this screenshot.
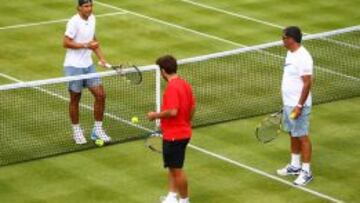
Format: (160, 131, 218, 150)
(0, 1, 359, 202)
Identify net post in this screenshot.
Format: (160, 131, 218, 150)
(155, 66, 161, 129)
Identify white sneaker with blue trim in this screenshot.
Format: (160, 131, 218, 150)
(91, 127, 111, 143)
(73, 128, 87, 145)
(277, 164, 301, 176)
(294, 170, 313, 186)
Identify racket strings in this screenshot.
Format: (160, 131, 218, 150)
(256, 112, 282, 143)
(113, 65, 142, 85)
(125, 66, 142, 85)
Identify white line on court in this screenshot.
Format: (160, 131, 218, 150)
(179, 0, 360, 50)
(0, 11, 127, 31)
(189, 144, 344, 203)
(91, 1, 348, 202)
(180, 0, 284, 29)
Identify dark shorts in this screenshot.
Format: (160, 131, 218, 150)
(163, 139, 190, 169)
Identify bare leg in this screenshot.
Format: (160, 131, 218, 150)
(289, 134, 302, 168)
(168, 170, 177, 193)
(290, 135, 301, 154)
(169, 168, 188, 199)
(299, 135, 312, 163)
(69, 91, 81, 124)
(88, 85, 106, 121)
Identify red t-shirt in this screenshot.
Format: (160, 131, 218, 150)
(161, 77, 196, 141)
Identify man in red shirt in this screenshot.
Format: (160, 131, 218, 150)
(148, 55, 196, 203)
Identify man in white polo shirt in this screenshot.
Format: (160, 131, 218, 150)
(63, 0, 111, 145)
(277, 26, 313, 186)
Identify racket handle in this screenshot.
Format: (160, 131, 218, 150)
(98, 61, 112, 69)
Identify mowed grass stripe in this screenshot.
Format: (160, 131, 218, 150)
(181, 0, 360, 32)
(0, 0, 359, 202)
(0, 12, 128, 31)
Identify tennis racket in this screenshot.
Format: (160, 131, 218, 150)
(145, 131, 162, 153)
(99, 62, 143, 85)
(255, 110, 282, 144)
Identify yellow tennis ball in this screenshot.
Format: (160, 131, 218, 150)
(95, 139, 104, 147)
(131, 116, 139, 123)
(290, 112, 296, 119)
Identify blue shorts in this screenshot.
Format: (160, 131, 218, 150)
(64, 65, 101, 93)
(282, 106, 311, 137)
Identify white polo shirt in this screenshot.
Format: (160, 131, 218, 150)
(63, 14, 96, 68)
(281, 46, 313, 107)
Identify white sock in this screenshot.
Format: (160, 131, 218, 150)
(167, 191, 177, 198)
(72, 124, 81, 131)
(179, 198, 190, 203)
(291, 153, 301, 168)
(302, 163, 311, 173)
(94, 121, 103, 128)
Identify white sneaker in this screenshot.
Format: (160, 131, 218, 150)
(277, 164, 301, 176)
(91, 127, 111, 143)
(160, 196, 178, 203)
(294, 170, 313, 186)
(73, 128, 87, 145)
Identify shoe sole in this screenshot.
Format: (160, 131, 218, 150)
(74, 140, 87, 145)
(277, 171, 301, 176)
(74, 136, 87, 145)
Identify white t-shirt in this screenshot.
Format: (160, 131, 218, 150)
(281, 46, 313, 107)
(63, 14, 96, 68)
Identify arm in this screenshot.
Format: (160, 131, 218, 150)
(63, 36, 88, 49)
(92, 36, 107, 65)
(63, 19, 99, 50)
(63, 36, 107, 65)
(148, 85, 180, 121)
(63, 20, 87, 49)
(298, 75, 312, 107)
(147, 109, 178, 121)
(293, 75, 312, 118)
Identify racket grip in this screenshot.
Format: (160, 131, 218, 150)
(98, 61, 112, 69)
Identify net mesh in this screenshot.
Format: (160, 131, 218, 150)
(1, 26, 359, 166)
(180, 26, 360, 126)
(0, 71, 157, 166)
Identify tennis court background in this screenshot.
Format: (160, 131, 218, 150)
(0, 1, 359, 203)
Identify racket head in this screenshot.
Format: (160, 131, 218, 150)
(125, 65, 142, 85)
(101, 62, 142, 85)
(255, 111, 282, 144)
(145, 131, 162, 153)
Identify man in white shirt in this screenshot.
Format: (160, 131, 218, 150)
(277, 26, 313, 186)
(63, 0, 111, 145)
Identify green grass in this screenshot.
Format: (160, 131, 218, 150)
(0, 0, 359, 202)
(0, 97, 359, 202)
